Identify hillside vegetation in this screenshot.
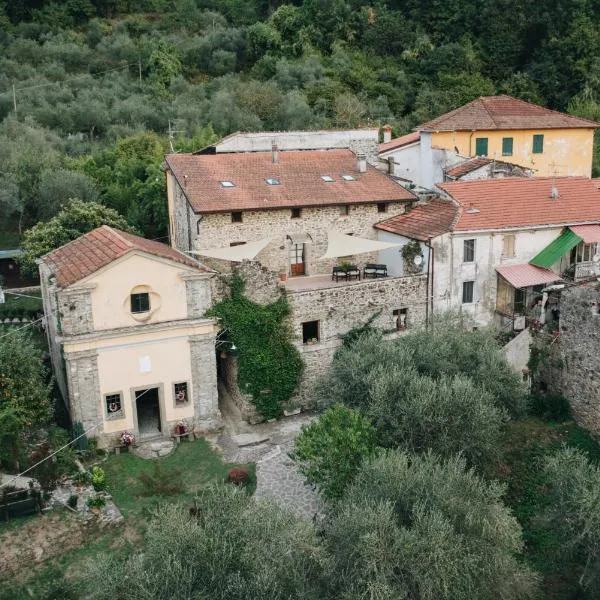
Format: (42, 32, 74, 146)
(1, 0, 600, 242)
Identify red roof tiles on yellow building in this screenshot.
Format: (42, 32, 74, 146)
(42, 225, 205, 288)
(417, 95, 599, 132)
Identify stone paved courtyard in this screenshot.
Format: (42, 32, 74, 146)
(213, 385, 321, 519)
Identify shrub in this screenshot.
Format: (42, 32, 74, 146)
(91, 466, 106, 491)
(529, 394, 571, 421)
(290, 404, 378, 500)
(226, 467, 249, 486)
(86, 494, 106, 509)
(67, 494, 78, 509)
(137, 462, 184, 496)
(72, 470, 91, 486)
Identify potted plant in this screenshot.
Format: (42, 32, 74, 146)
(120, 430, 135, 449)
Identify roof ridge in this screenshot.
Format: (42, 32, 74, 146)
(102, 225, 135, 249)
(479, 96, 498, 127)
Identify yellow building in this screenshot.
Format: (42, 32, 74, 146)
(39, 226, 221, 448)
(417, 95, 599, 177)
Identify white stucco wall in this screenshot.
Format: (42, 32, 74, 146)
(433, 227, 565, 325)
(376, 231, 430, 277)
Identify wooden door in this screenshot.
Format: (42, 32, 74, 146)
(289, 243, 305, 276)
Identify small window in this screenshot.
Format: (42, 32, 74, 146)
(130, 292, 150, 314)
(503, 234, 515, 258)
(340, 205, 350, 216)
(265, 178, 280, 185)
(174, 382, 189, 406)
(532, 134, 544, 154)
(393, 308, 408, 330)
(220, 180, 235, 188)
(342, 174, 356, 181)
(377, 203, 388, 213)
(291, 208, 302, 219)
(231, 211, 243, 223)
(502, 137, 513, 156)
(105, 393, 122, 416)
(321, 175, 335, 182)
(475, 137, 488, 156)
(230, 241, 247, 247)
(462, 281, 474, 304)
(463, 239, 475, 262)
(302, 320, 319, 344)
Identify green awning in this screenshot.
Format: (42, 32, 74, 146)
(530, 229, 582, 269)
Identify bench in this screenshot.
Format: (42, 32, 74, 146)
(363, 263, 388, 278)
(332, 266, 347, 282)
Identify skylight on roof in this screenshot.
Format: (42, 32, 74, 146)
(321, 175, 335, 182)
(265, 178, 280, 185)
(341, 174, 356, 181)
(220, 180, 235, 188)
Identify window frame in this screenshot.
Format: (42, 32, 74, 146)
(393, 308, 408, 330)
(173, 381, 190, 407)
(105, 392, 124, 419)
(302, 320, 320, 344)
(340, 205, 350, 216)
(502, 234, 516, 258)
(463, 239, 476, 263)
(231, 211, 243, 223)
(502, 137, 513, 156)
(377, 203, 388, 213)
(532, 134, 544, 154)
(291, 208, 302, 219)
(130, 292, 150, 314)
(475, 137, 488, 156)
(462, 281, 475, 304)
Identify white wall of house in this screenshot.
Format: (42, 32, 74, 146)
(376, 231, 430, 277)
(432, 227, 565, 325)
(380, 133, 462, 189)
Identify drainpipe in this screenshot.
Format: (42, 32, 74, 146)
(425, 237, 434, 329)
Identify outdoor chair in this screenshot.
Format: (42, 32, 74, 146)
(363, 263, 388, 278)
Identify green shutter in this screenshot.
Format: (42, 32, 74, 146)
(502, 137, 513, 156)
(529, 229, 582, 269)
(475, 137, 488, 156)
(532, 134, 544, 154)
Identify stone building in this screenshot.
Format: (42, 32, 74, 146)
(164, 131, 427, 416)
(39, 226, 220, 447)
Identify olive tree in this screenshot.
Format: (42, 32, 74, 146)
(324, 450, 539, 600)
(81, 485, 327, 600)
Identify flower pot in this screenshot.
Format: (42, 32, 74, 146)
(279, 272, 288, 282)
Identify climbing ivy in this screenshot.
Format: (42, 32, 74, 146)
(401, 239, 424, 274)
(206, 275, 303, 419)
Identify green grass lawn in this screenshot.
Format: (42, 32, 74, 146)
(102, 437, 255, 520)
(501, 417, 600, 599)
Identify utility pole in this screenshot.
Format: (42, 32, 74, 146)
(12, 84, 16, 115)
(167, 120, 184, 153)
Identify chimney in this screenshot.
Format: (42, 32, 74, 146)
(382, 124, 392, 144)
(388, 156, 396, 176)
(357, 154, 367, 173)
(271, 141, 279, 164)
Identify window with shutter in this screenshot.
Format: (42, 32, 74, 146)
(502, 137, 513, 156)
(475, 138, 488, 156)
(532, 134, 544, 154)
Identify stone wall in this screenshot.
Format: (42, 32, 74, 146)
(555, 284, 600, 434)
(286, 274, 428, 405)
(194, 202, 408, 278)
(183, 273, 214, 318)
(189, 334, 222, 433)
(219, 354, 263, 424)
(169, 171, 195, 252)
(58, 288, 94, 335)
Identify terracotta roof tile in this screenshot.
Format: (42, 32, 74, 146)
(496, 264, 562, 288)
(379, 132, 420, 153)
(374, 199, 458, 241)
(165, 149, 415, 213)
(417, 95, 599, 131)
(438, 177, 600, 231)
(445, 157, 492, 178)
(42, 226, 207, 288)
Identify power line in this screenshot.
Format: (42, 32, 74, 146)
(0, 316, 44, 340)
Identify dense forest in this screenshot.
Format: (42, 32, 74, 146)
(1, 0, 600, 242)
